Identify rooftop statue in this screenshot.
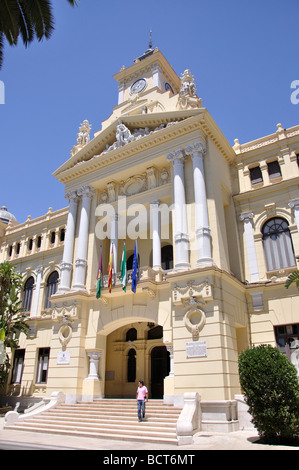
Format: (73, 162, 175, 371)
(177, 69, 202, 110)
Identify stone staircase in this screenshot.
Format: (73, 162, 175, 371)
(4, 399, 182, 445)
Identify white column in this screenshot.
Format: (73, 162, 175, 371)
(31, 266, 43, 317)
(110, 213, 118, 274)
(72, 185, 95, 291)
(86, 351, 102, 380)
(150, 200, 162, 269)
(289, 198, 299, 229)
(166, 345, 174, 378)
(239, 212, 259, 282)
(167, 149, 190, 270)
(186, 141, 213, 266)
(58, 190, 79, 292)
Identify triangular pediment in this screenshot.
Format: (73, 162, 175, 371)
(53, 109, 205, 182)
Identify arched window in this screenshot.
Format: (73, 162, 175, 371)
(126, 328, 137, 342)
(161, 245, 173, 270)
(127, 349, 136, 383)
(147, 325, 163, 340)
(44, 271, 59, 309)
(262, 217, 296, 271)
(22, 276, 34, 312)
(127, 253, 140, 270)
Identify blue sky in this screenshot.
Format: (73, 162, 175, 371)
(0, 0, 298, 223)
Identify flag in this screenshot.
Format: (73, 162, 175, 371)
(121, 241, 127, 292)
(96, 249, 103, 299)
(108, 243, 113, 293)
(131, 239, 139, 293)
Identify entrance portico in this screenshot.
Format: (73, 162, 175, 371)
(104, 321, 170, 399)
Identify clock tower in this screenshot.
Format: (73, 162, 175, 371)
(113, 46, 181, 107)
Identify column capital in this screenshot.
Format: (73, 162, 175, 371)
(289, 198, 299, 209)
(239, 211, 254, 222)
(167, 149, 186, 165)
(65, 190, 79, 202)
(150, 199, 160, 207)
(185, 139, 206, 158)
(109, 213, 119, 221)
(77, 185, 95, 199)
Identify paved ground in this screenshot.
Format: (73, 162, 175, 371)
(0, 417, 298, 451)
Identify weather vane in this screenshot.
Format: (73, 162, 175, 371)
(149, 29, 153, 49)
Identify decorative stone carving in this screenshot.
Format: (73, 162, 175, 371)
(58, 324, 72, 351)
(160, 168, 169, 185)
(99, 121, 177, 157)
(77, 120, 91, 145)
(146, 167, 156, 189)
(183, 297, 206, 339)
(52, 301, 79, 321)
(71, 120, 91, 156)
(172, 280, 213, 306)
(177, 69, 202, 110)
(123, 175, 147, 195)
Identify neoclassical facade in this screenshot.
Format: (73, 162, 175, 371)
(1, 47, 299, 429)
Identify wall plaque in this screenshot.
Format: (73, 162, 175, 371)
(186, 340, 207, 358)
(57, 350, 70, 364)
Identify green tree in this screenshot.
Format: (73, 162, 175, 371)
(239, 344, 299, 444)
(0, 261, 29, 387)
(0, 0, 78, 69)
(285, 256, 299, 290)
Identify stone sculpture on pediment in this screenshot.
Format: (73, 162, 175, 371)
(71, 120, 92, 156)
(177, 69, 202, 110)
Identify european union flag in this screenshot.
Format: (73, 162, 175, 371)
(131, 239, 139, 293)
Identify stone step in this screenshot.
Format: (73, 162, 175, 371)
(26, 413, 176, 429)
(16, 417, 177, 434)
(44, 410, 178, 423)
(4, 399, 181, 445)
(5, 423, 178, 445)
(56, 405, 181, 416)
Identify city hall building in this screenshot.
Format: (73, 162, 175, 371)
(1, 47, 299, 434)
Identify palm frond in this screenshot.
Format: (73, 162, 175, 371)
(21, 0, 54, 41)
(285, 270, 299, 289)
(0, 31, 4, 69)
(0, 0, 20, 45)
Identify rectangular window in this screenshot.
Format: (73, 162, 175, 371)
(60, 228, 65, 242)
(11, 349, 25, 384)
(249, 166, 263, 184)
(267, 160, 282, 179)
(37, 236, 42, 249)
(36, 348, 50, 384)
(50, 231, 55, 244)
(28, 238, 33, 251)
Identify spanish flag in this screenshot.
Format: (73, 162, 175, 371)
(96, 249, 103, 299)
(108, 243, 113, 293)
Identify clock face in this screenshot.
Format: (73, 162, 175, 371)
(130, 78, 147, 94)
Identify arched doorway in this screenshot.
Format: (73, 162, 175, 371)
(150, 346, 170, 398)
(104, 321, 168, 398)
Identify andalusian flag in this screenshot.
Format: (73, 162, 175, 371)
(108, 243, 113, 293)
(120, 241, 127, 292)
(131, 239, 139, 293)
(96, 249, 103, 299)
